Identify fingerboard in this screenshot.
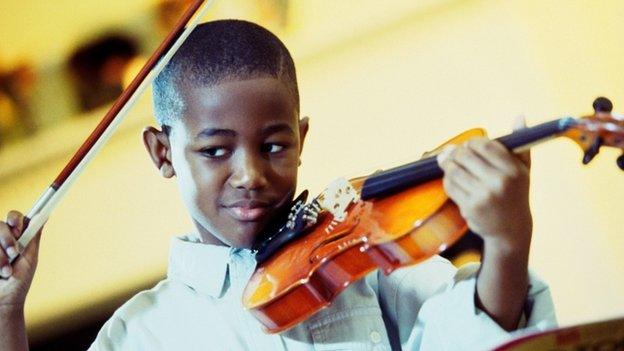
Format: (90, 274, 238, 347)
(360, 117, 576, 200)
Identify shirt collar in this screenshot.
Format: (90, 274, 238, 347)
(167, 234, 256, 298)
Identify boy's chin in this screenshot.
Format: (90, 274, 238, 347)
(193, 217, 265, 249)
(228, 237, 256, 249)
(227, 223, 268, 249)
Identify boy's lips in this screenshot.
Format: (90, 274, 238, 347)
(224, 200, 272, 222)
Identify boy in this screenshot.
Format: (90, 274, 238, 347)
(0, 20, 555, 350)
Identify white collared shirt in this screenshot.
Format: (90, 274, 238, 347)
(89, 235, 556, 350)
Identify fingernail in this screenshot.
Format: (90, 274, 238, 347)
(6, 246, 17, 260)
(437, 146, 456, 164)
(1, 265, 12, 278)
(513, 115, 527, 130)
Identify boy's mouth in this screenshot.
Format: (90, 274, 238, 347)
(224, 200, 272, 222)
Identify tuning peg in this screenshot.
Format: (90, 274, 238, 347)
(593, 97, 613, 113)
(583, 137, 603, 164)
(617, 154, 624, 171)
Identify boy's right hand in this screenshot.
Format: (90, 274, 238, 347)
(0, 211, 42, 311)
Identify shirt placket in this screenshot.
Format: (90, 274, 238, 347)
(230, 249, 287, 351)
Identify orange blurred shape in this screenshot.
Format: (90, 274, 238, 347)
(122, 56, 148, 89)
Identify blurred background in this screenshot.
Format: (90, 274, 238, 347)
(1, 0, 623, 349)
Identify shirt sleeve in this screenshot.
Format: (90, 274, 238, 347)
(378, 257, 557, 350)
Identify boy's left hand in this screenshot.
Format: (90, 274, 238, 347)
(437, 118, 533, 330)
(437, 118, 532, 253)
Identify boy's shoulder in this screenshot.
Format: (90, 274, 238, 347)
(110, 271, 208, 325)
(89, 279, 176, 350)
(111, 278, 178, 323)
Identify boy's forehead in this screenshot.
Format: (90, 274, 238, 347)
(175, 77, 298, 133)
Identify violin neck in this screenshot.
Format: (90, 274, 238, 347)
(360, 117, 576, 200)
(496, 117, 576, 152)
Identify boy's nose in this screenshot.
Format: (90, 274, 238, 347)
(229, 154, 269, 191)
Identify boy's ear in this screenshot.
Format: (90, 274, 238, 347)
(143, 126, 175, 178)
(298, 116, 310, 156)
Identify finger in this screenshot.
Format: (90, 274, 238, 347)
(437, 145, 457, 166)
(442, 160, 473, 198)
(513, 115, 531, 168)
(452, 142, 497, 180)
(445, 156, 483, 192)
(468, 139, 522, 175)
(513, 115, 527, 130)
(0, 249, 11, 279)
(443, 175, 471, 205)
(0, 222, 19, 263)
(0, 223, 15, 279)
(6, 210, 25, 239)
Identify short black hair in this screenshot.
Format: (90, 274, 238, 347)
(152, 19, 299, 132)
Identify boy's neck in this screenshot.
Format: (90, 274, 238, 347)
(193, 220, 228, 247)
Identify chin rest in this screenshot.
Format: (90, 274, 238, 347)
(253, 191, 310, 264)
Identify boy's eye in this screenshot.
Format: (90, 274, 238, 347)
(262, 143, 285, 154)
(201, 147, 229, 158)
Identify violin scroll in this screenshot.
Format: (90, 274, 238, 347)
(564, 97, 624, 170)
(617, 155, 624, 170)
(593, 96, 613, 113)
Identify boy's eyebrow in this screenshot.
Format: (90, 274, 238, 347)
(261, 123, 295, 136)
(197, 128, 237, 138)
(196, 123, 294, 139)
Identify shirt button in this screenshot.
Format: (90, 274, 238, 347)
(370, 330, 382, 344)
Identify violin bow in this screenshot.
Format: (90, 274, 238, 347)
(11, 0, 214, 263)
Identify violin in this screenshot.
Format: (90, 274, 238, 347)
(244, 97, 624, 334)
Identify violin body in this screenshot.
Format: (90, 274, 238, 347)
(243, 129, 484, 333)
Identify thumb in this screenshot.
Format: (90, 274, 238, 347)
(513, 115, 531, 168)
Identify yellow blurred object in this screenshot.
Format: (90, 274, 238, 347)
(0, 93, 18, 130)
(452, 250, 482, 268)
(122, 56, 148, 89)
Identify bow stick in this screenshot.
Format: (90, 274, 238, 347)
(11, 0, 214, 263)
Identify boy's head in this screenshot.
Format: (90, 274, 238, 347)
(144, 20, 308, 248)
